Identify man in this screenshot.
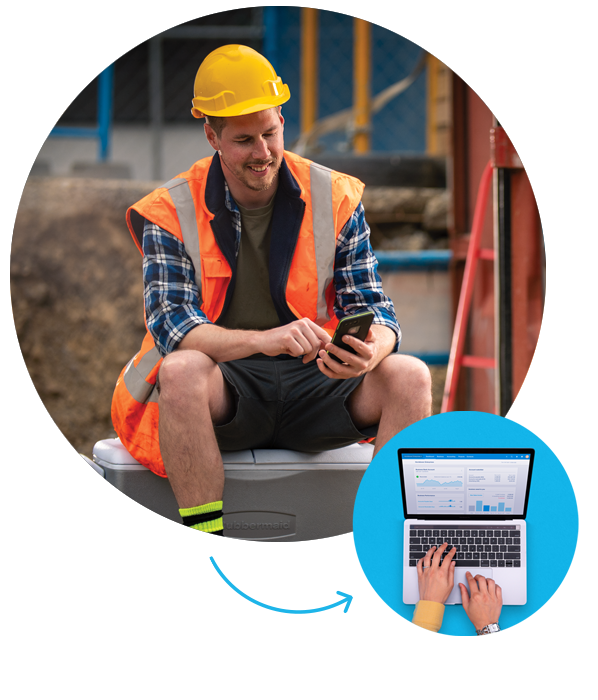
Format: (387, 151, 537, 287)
(112, 45, 431, 535)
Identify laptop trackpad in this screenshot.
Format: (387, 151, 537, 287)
(446, 568, 492, 605)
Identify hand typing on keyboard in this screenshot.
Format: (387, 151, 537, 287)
(417, 542, 457, 604)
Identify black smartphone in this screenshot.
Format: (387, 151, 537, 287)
(328, 311, 374, 355)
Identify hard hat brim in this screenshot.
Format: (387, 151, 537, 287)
(192, 86, 290, 119)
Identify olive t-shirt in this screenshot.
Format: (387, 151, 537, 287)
(218, 197, 281, 331)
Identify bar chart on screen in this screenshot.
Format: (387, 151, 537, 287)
(467, 488, 515, 512)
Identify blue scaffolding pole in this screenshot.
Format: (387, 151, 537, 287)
(10, 7, 114, 162)
(263, 6, 279, 69)
(374, 249, 452, 272)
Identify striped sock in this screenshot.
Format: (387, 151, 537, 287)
(179, 501, 224, 535)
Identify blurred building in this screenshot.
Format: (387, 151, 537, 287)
(33, 7, 431, 180)
(27, 7, 544, 416)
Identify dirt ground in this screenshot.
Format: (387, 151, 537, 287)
(11, 176, 447, 459)
(11, 177, 150, 458)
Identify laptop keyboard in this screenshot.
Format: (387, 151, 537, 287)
(408, 524, 522, 568)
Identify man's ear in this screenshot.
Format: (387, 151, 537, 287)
(278, 106, 285, 128)
(204, 122, 219, 151)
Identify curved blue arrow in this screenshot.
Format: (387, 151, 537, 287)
(210, 556, 353, 614)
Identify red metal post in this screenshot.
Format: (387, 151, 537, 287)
(449, 6, 495, 412)
(510, 170, 544, 397)
(447, 78, 544, 414)
(490, 126, 540, 168)
(442, 161, 495, 413)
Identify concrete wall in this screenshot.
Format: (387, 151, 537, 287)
(33, 125, 214, 181)
(380, 270, 451, 359)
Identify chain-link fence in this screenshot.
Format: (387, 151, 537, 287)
(278, 8, 427, 152)
(57, 7, 427, 163)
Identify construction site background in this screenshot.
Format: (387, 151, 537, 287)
(12, 8, 539, 457)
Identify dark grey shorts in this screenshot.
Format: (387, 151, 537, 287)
(214, 354, 377, 453)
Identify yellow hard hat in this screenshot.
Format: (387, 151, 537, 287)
(191, 44, 290, 118)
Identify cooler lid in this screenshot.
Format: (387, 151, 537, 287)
(93, 438, 254, 470)
(92, 438, 373, 472)
(252, 443, 374, 469)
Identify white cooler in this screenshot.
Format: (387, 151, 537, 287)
(87, 439, 373, 541)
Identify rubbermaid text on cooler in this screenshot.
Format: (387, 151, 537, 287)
(225, 521, 291, 531)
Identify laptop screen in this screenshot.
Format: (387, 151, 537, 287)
(399, 449, 534, 520)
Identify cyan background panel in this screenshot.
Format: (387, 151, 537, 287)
(353, 411, 579, 636)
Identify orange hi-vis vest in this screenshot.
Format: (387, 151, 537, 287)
(111, 151, 365, 476)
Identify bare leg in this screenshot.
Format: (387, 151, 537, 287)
(347, 354, 432, 455)
(157, 350, 234, 508)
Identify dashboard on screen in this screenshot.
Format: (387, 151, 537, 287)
(399, 449, 534, 520)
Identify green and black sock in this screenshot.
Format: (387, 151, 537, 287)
(179, 500, 224, 536)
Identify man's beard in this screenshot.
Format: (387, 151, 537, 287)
(221, 154, 281, 193)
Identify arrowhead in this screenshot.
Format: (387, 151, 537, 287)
(336, 591, 353, 613)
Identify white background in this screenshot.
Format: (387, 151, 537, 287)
(2, 3, 598, 700)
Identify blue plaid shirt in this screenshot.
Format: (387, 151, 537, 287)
(143, 181, 401, 356)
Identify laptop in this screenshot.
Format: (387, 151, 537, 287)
(399, 448, 534, 605)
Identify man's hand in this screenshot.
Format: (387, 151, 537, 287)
(259, 318, 332, 363)
(416, 543, 457, 604)
(316, 325, 394, 379)
(459, 572, 503, 631)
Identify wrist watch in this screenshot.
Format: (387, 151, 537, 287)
(476, 622, 501, 635)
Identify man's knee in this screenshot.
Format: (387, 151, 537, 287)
(158, 350, 218, 400)
(374, 354, 432, 398)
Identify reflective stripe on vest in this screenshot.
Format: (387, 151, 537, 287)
(123, 346, 162, 404)
(309, 163, 335, 325)
(162, 177, 203, 303)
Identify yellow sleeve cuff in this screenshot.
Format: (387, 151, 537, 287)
(412, 600, 445, 633)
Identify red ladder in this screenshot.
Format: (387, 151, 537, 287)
(441, 160, 496, 413)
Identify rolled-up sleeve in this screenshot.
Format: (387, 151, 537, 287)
(412, 601, 445, 633)
(334, 202, 401, 351)
(142, 220, 212, 356)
